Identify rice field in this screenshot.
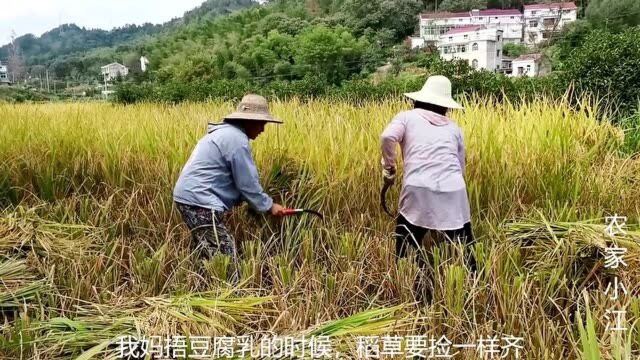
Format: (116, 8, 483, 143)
(0, 98, 639, 359)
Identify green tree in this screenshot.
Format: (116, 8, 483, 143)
(293, 25, 368, 84)
(558, 28, 640, 116)
(438, 0, 487, 12)
(586, 0, 640, 31)
(339, 0, 422, 40)
(503, 43, 528, 58)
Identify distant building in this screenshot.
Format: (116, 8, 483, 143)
(501, 56, 514, 76)
(408, 36, 426, 49)
(101, 62, 129, 82)
(0, 62, 10, 86)
(510, 53, 551, 77)
(416, 3, 576, 76)
(523, 2, 578, 45)
(420, 8, 523, 45)
(438, 25, 504, 72)
(140, 56, 150, 72)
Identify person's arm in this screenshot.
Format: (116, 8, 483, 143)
(229, 144, 275, 213)
(380, 113, 407, 171)
(457, 128, 466, 173)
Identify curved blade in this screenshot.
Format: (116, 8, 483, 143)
(282, 208, 324, 220)
(380, 182, 394, 217)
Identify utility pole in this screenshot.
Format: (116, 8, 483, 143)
(46, 69, 50, 92)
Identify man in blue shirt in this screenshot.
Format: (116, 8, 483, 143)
(173, 94, 285, 283)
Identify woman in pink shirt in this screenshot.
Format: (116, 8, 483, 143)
(381, 76, 476, 292)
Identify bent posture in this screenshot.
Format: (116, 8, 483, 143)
(173, 94, 285, 283)
(380, 75, 476, 298)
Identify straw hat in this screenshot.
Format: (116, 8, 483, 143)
(224, 94, 283, 124)
(403, 75, 463, 110)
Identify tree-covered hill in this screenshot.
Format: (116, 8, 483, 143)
(0, 0, 258, 82)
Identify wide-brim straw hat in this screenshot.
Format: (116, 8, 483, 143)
(403, 75, 463, 110)
(224, 94, 283, 124)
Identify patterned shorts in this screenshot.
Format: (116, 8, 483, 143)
(175, 202, 239, 283)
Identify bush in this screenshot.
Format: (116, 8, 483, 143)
(558, 28, 640, 117)
(113, 55, 566, 106)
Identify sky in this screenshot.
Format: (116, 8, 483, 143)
(0, 0, 208, 46)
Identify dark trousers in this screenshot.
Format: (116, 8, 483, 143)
(395, 214, 477, 302)
(175, 201, 239, 283)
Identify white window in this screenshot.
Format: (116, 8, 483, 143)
(449, 36, 453, 41)
(529, 20, 538, 27)
(472, 59, 479, 69)
(472, 43, 479, 51)
(532, 11, 537, 15)
(464, 34, 469, 39)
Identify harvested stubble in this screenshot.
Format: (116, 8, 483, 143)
(0, 98, 639, 359)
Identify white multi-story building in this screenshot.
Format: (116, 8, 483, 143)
(523, 2, 578, 45)
(416, 2, 577, 75)
(0, 63, 9, 85)
(101, 62, 129, 82)
(420, 8, 523, 45)
(438, 25, 504, 71)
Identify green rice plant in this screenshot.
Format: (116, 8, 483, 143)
(576, 291, 601, 360)
(444, 265, 466, 317)
(0, 259, 46, 310)
(270, 254, 295, 288)
(1, 98, 640, 358)
(25, 315, 137, 358)
(131, 242, 168, 295)
(203, 254, 234, 284)
(0, 206, 96, 256)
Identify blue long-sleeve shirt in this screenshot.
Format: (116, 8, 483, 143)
(173, 123, 273, 213)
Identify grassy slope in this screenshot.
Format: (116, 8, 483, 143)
(0, 99, 639, 358)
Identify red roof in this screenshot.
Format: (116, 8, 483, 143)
(524, 2, 577, 10)
(445, 25, 483, 35)
(421, 8, 522, 19)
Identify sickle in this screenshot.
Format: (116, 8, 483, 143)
(281, 208, 324, 220)
(380, 182, 394, 217)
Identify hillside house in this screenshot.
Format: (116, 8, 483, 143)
(420, 8, 523, 45)
(0, 63, 10, 85)
(415, 2, 576, 76)
(409, 36, 426, 49)
(101, 62, 129, 82)
(438, 25, 504, 72)
(510, 53, 551, 77)
(524, 2, 578, 45)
